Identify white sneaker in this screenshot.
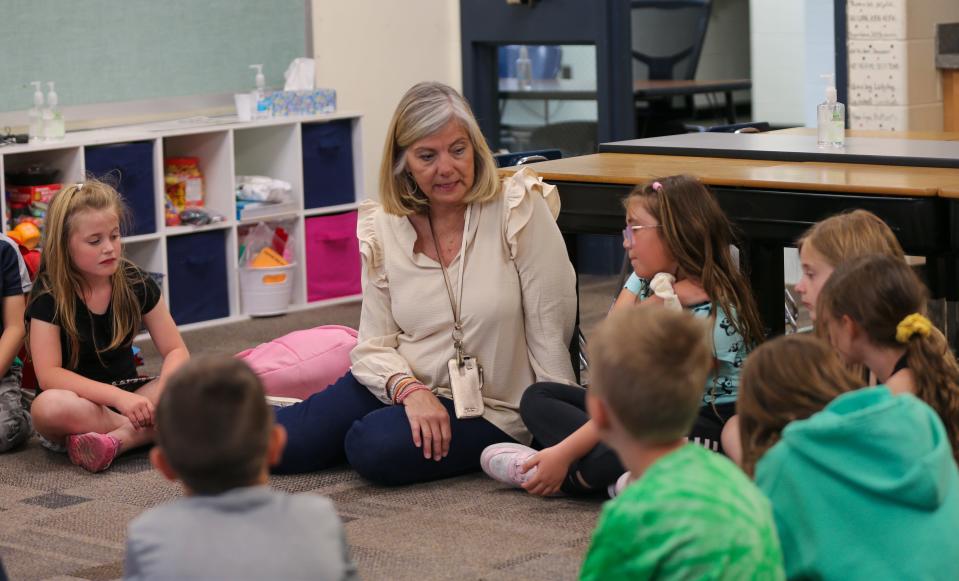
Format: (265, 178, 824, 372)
(265, 395, 302, 408)
(607, 471, 633, 498)
(480, 442, 538, 488)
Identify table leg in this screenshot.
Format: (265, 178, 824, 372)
(745, 239, 785, 337)
(725, 90, 736, 124)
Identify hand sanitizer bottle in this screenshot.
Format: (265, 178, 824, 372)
(44, 82, 65, 140)
(28, 81, 44, 143)
(516, 46, 533, 91)
(817, 74, 845, 148)
(249, 64, 270, 120)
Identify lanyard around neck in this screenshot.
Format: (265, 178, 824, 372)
(428, 204, 471, 366)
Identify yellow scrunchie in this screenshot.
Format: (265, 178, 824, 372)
(896, 313, 932, 343)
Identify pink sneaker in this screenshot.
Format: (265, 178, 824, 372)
(608, 471, 633, 498)
(480, 442, 538, 488)
(67, 432, 121, 473)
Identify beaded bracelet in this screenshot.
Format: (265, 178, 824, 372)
(396, 384, 430, 405)
(390, 376, 419, 404)
(393, 380, 422, 404)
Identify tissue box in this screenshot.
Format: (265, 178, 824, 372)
(268, 89, 337, 117)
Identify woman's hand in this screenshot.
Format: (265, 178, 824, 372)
(113, 391, 155, 430)
(674, 278, 709, 306)
(403, 389, 451, 461)
(521, 445, 573, 496)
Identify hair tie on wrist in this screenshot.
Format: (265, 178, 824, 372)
(651, 181, 663, 193)
(896, 313, 932, 343)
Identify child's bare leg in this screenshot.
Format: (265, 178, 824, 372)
(31, 389, 153, 453)
(134, 378, 163, 405)
(721, 415, 742, 467)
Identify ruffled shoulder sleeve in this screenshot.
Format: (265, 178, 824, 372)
(502, 166, 561, 259)
(357, 199, 387, 287)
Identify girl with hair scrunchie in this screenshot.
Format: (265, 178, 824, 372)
(817, 254, 959, 462)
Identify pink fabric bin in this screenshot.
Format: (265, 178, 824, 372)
(305, 211, 361, 301)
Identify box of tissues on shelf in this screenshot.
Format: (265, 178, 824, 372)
(269, 89, 336, 117)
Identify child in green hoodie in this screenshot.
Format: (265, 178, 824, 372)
(739, 334, 959, 581)
(580, 307, 784, 581)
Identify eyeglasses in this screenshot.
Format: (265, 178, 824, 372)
(622, 224, 661, 247)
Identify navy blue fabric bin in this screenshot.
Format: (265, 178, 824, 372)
(166, 230, 229, 325)
(302, 120, 355, 209)
(84, 141, 156, 236)
(577, 234, 626, 276)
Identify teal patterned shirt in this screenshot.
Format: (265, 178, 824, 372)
(624, 273, 749, 405)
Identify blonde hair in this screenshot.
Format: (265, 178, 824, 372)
(738, 334, 861, 476)
(797, 209, 905, 267)
(378, 82, 499, 216)
(818, 254, 959, 463)
(626, 175, 765, 349)
(589, 307, 712, 443)
(27, 179, 144, 369)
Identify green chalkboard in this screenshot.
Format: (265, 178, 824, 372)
(0, 0, 306, 113)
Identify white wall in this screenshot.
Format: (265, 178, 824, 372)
(311, 0, 461, 199)
(750, 0, 835, 126)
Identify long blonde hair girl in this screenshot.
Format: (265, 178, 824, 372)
(738, 334, 862, 476)
(817, 254, 959, 462)
(626, 175, 765, 348)
(797, 209, 905, 266)
(28, 179, 145, 368)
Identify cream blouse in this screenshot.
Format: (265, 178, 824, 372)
(350, 167, 578, 442)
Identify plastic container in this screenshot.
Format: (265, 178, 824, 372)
(240, 262, 296, 316)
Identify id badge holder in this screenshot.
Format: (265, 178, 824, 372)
(448, 355, 484, 419)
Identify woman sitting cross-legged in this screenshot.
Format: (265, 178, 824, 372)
(272, 81, 578, 485)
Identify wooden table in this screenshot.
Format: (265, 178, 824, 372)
(502, 153, 959, 335)
(498, 78, 751, 124)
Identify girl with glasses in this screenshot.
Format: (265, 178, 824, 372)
(482, 175, 763, 497)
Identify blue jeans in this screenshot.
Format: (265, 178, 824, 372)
(273, 372, 516, 485)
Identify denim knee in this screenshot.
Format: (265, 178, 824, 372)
(344, 419, 411, 487)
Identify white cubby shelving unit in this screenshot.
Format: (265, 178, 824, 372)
(0, 112, 365, 333)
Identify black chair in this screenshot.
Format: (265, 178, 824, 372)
(705, 121, 771, 133)
(492, 148, 562, 168)
(631, 0, 713, 136)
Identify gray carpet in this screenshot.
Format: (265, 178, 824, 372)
(0, 274, 622, 581)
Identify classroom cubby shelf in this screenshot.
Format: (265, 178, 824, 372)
(0, 112, 365, 332)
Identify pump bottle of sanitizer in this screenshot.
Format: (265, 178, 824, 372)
(28, 82, 44, 143)
(817, 74, 845, 148)
(249, 64, 270, 120)
(44, 82, 65, 140)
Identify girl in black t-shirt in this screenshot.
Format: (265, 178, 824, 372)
(26, 179, 189, 472)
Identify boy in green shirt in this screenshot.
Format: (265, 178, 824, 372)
(580, 308, 784, 581)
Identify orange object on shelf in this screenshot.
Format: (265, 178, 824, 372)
(251, 247, 288, 268)
(9, 222, 41, 250)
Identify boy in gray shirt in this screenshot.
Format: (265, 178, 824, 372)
(124, 356, 356, 581)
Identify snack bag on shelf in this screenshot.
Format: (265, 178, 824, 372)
(164, 157, 204, 212)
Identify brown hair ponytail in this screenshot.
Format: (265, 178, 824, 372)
(738, 334, 861, 476)
(819, 255, 959, 462)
